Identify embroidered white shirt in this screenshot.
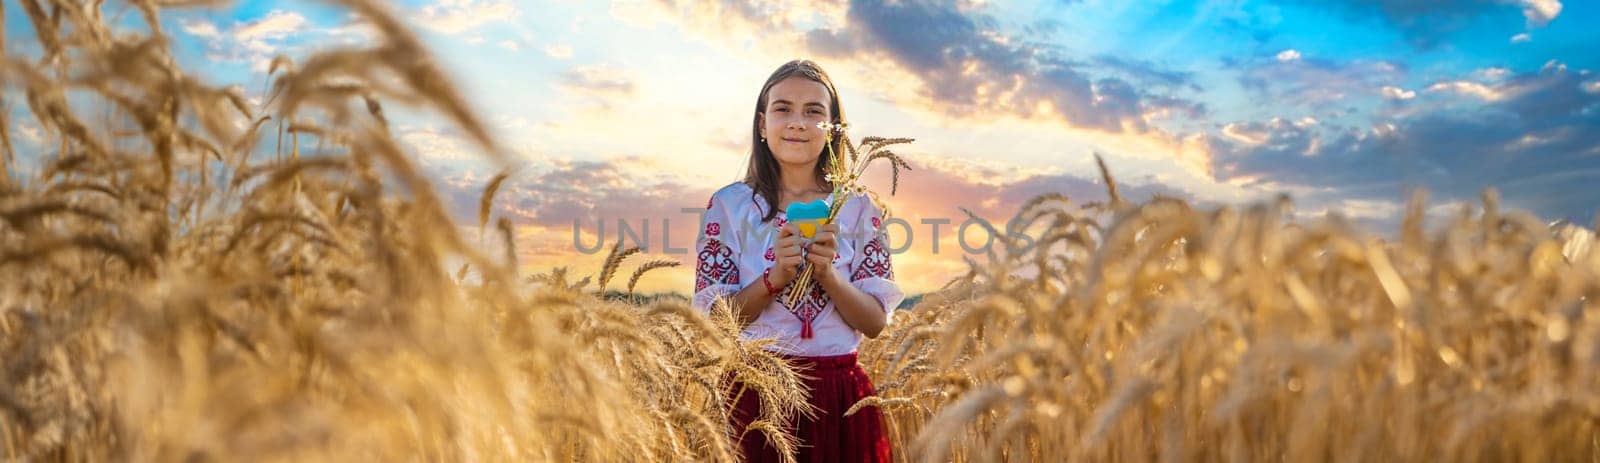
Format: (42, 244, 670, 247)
(691, 182, 905, 356)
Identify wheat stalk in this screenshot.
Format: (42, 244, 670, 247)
(478, 169, 511, 237)
(627, 259, 682, 300)
(598, 240, 642, 294)
(784, 123, 914, 306)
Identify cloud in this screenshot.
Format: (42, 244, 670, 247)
(894, 154, 1195, 219)
(1221, 122, 1271, 146)
(180, 10, 313, 72)
(414, 0, 519, 34)
(1426, 80, 1507, 101)
(399, 126, 498, 172)
(1092, 55, 1202, 92)
(179, 19, 220, 39)
(234, 10, 308, 43)
(492, 115, 534, 132)
(498, 40, 520, 52)
(172, 10, 373, 70)
(1213, 62, 1600, 222)
(543, 43, 573, 59)
(1381, 85, 1416, 100)
(1218, 117, 1321, 153)
(1299, 198, 1403, 221)
(1422, 61, 1585, 111)
(1475, 67, 1512, 81)
(417, 155, 714, 294)
(803, 0, 1209, 134)
(625, 0, 1220, 182)
(433, 157, 719, 287)
(662, 0, 1202, 138)
(1237, 54, 1407, 109)
(1293, 0, 1563, 48)
(406, 132, 714, 238)
(647, 0, 840, 33)
(14, 120, 43, 144)
(558, 65, 635, 96)
(1511, 32, 1532, 43)
(466, 159, 711, 229)
(1276, 49, 1301, 62)
(324, 16, 382, 44)
(1518, 0, 1563, 27)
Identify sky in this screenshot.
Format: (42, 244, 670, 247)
(6, 0, 1599, 297)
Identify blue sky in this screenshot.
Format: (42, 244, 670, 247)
(5, 0, 1597, 294)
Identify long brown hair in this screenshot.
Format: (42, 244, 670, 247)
(744, 60, 846, 223)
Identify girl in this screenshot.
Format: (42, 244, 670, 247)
(692, 60, 904, 462)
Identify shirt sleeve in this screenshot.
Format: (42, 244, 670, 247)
(691, 192, 743, 314)
(845, 196, 905, 321)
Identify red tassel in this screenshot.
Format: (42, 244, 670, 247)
(800, 322, 814, 339)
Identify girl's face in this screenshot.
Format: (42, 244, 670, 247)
(759, 76, 832, 169)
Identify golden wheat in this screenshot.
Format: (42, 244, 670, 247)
(0, 1, 801, 461)
(854, 181, 1600, 461)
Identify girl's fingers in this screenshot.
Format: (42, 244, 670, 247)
(777, 236, 803, 252)
(806, 239, 835, 264)
(806, 242, 829, 254)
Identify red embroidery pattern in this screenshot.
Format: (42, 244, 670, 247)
(777, 276, 830, 339)
(871, 216, 881, 229)
(850, 235, 894, 281)
(706, 197, 713, 210)
(706, 222, 721, 236)
(695, 238, 738, 292)
(774, 217, 787, 229)
(764, 247, 775, 261)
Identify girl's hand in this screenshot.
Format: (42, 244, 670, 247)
(805, 223, 840, 281)
(769, 223, 805, 287)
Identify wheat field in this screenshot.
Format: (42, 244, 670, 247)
(3, 1, 1600, 462)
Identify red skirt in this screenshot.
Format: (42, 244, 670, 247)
(726, 352, 892, 463)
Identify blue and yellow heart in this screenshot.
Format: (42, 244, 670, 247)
(785, 199, 830, 239)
